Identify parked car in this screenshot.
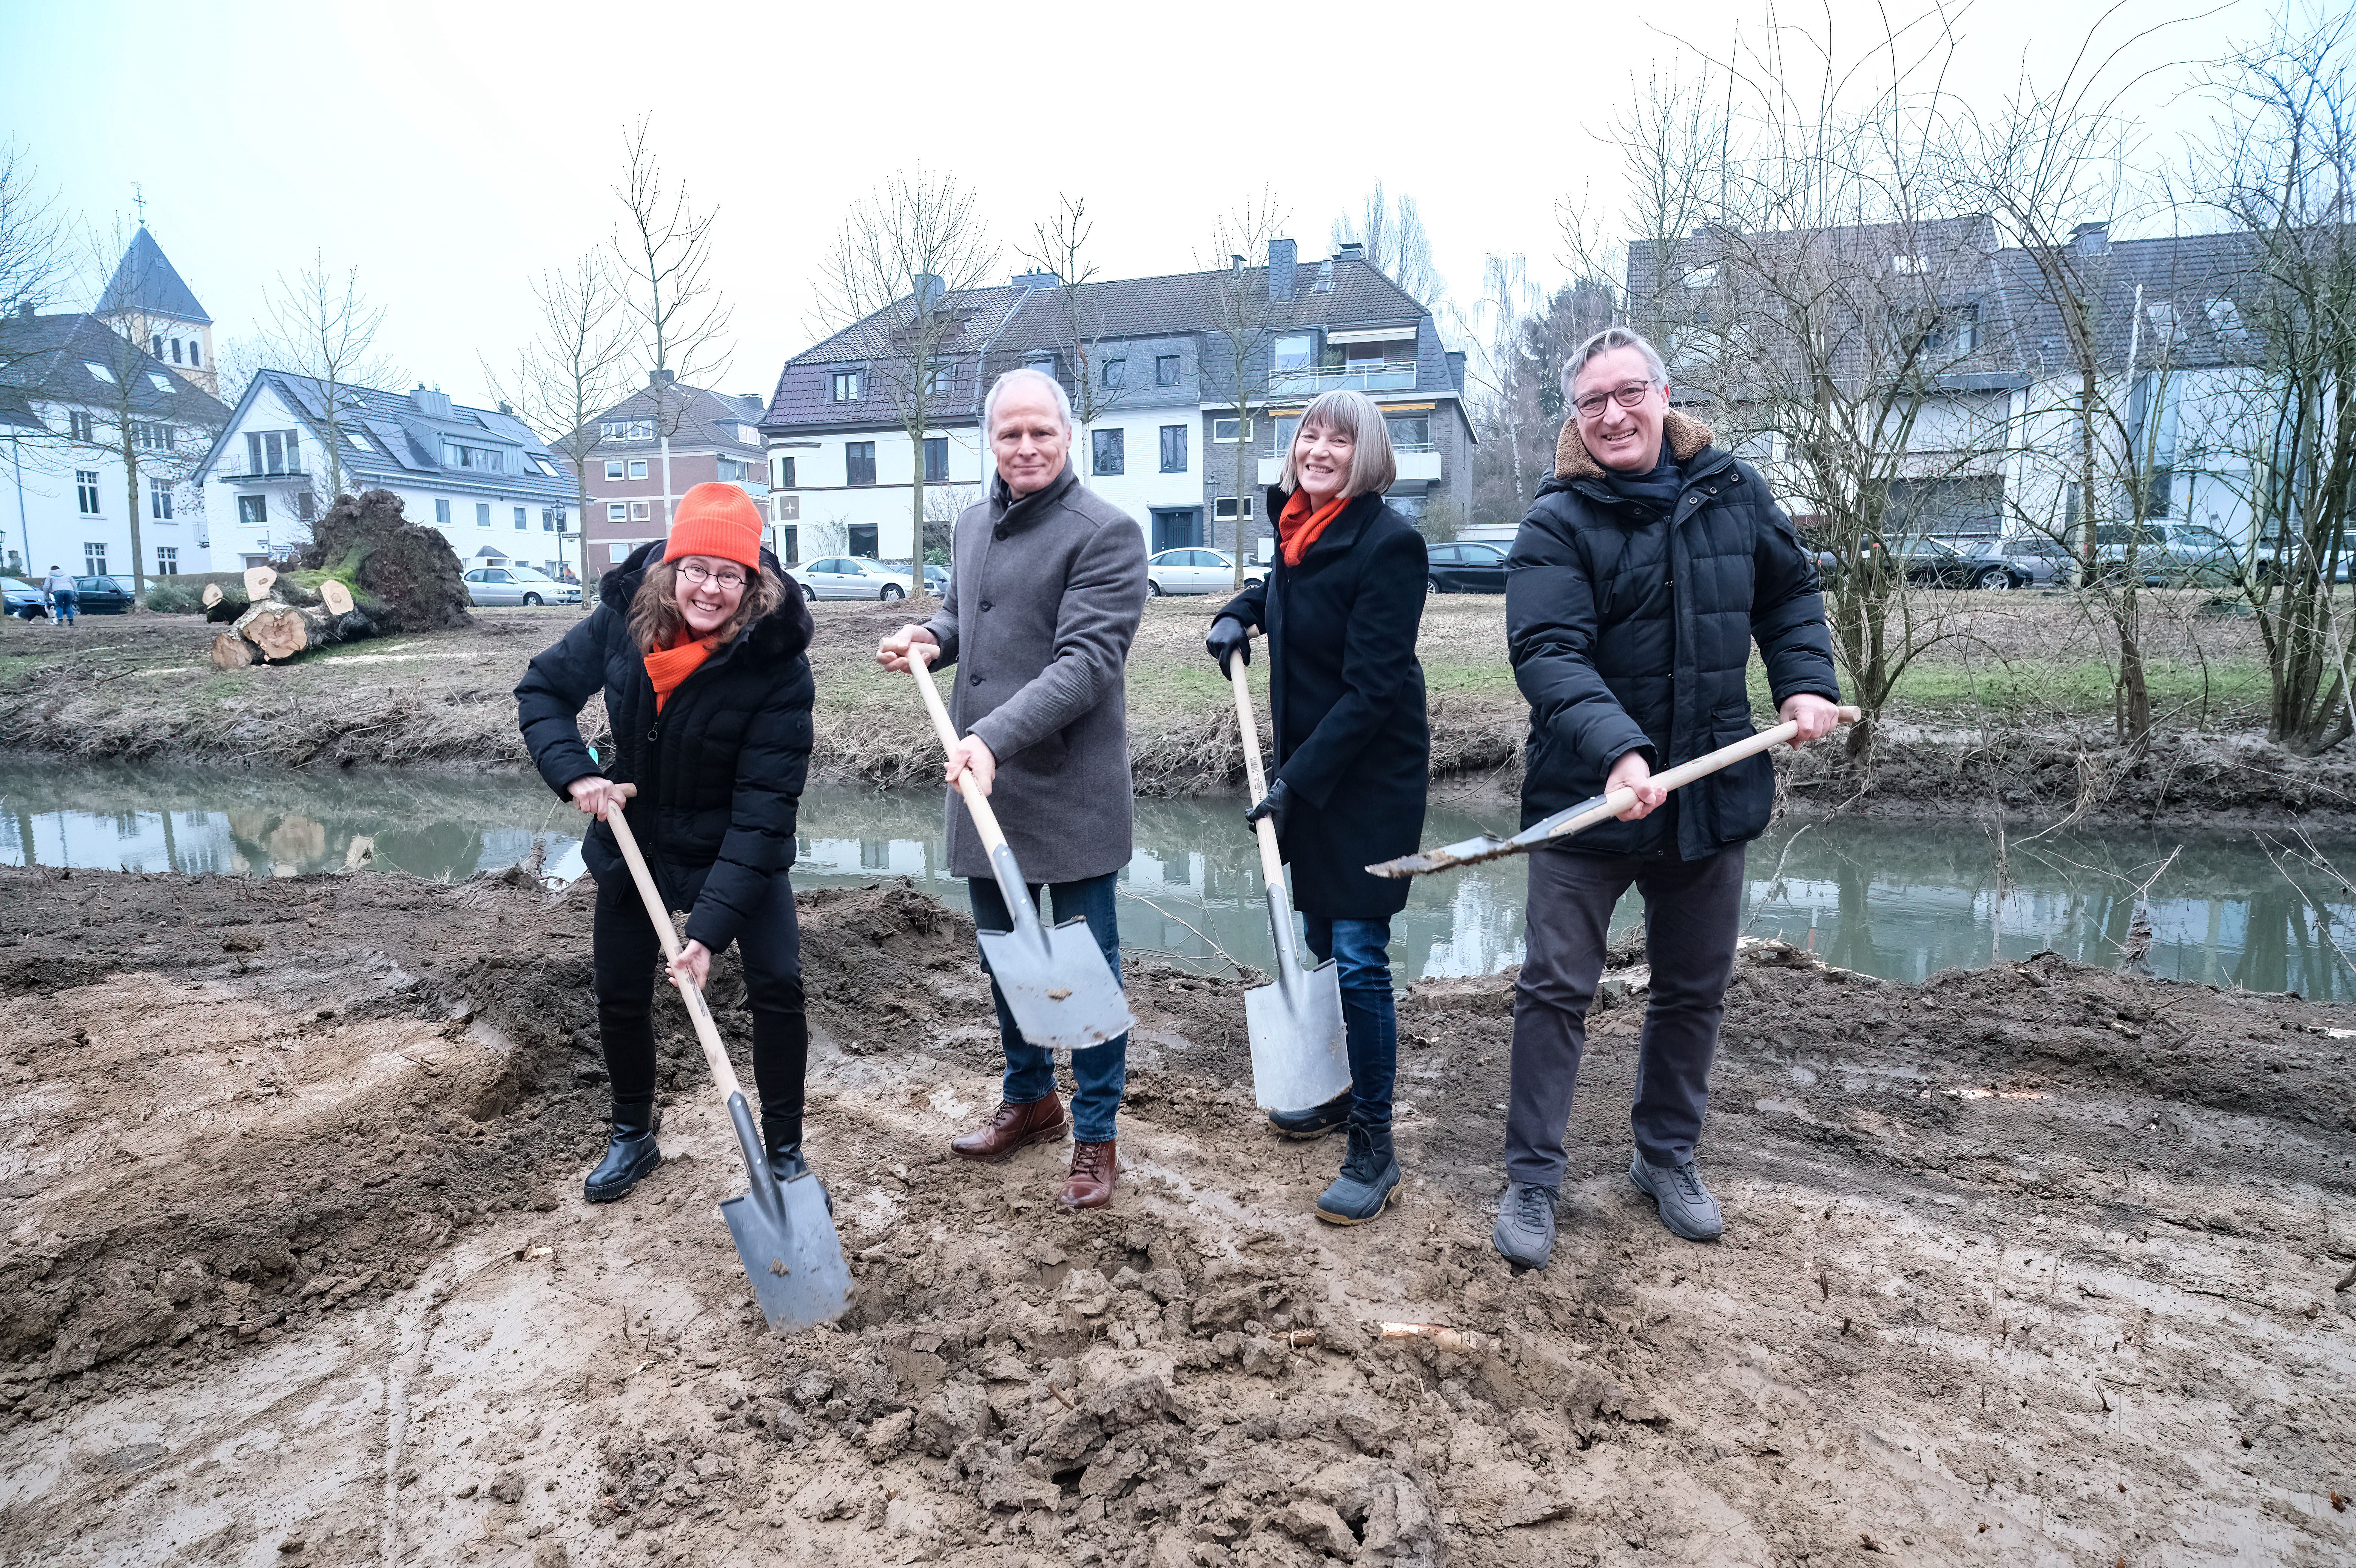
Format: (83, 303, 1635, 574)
(1425, 540, 1509, 594)
(462, 565, 581, 607)
(1958, 535, 2073, 590)
(72, 575, 136, 613)
(2087, 522, 2243, 587)
(5, 577, 50, 620)
(1890, 536, 1978, 589)
(1147, 548, 1263, 596)
(922, 564, 950, 597)
(789, 556, 914, 601)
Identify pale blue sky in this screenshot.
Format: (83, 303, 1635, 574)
(2, 0, 2273, 416)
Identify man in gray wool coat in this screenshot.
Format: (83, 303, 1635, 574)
(877, 366, 1149, 1210)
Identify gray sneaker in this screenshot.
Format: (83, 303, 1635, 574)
(1630, 1154, 1723, 1241)
(1492, 1181, 1559, 1269)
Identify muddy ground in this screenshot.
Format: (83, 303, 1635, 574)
(2, 864, 2352, 1566)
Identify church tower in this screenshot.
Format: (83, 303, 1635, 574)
(97, 225, 216, 396)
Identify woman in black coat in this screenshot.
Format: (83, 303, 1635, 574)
(1206, 388, 1429, 1224)
(515, 483, 817, 1204)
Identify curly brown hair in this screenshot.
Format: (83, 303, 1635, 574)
(626, 558, 785, 654)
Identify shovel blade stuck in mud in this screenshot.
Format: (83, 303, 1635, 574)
(974, 842, 1135, 1053)
(1244, 900, 1351, 1112)
(720, 1092, 851, 1331)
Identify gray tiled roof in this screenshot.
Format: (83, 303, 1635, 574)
(96, 228, 213, 325)
(0, 311, 229, 428)
(567, 378, 769, 453)
(199, 370, 574, 501)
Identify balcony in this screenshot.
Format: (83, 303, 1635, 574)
(215, 470, 309, 484)
(1268, 360, 1420, 396)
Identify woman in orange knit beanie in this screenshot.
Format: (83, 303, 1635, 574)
(517, 481, 823, 1205)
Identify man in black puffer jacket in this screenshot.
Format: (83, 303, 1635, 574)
(1493, 327, 1841, 1269)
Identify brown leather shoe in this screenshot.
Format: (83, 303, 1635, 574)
(1059, 1139, 1117, 1210)
(949, 1093, 1066, 1162)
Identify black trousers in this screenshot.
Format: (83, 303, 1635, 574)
(1503, 844, 1746, 1187)
(592, 868, 808, 1125)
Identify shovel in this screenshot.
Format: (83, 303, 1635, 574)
(601, 789, 850, 1331)
(906, 647, 1134, 1052)
(1227, 645, 1351, 1113)
(1368, 706, 1863, 878)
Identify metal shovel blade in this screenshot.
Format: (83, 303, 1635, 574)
(1366, 791, 1616, 878)
(717, 1092, 850, 1331)
(1243, 887, 1352, 1112)
(975, 844, 1135, 1053)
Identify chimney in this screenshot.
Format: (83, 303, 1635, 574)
(496, 400, 512, 416)
(1445, 350, 1467, 390)
(2072, 221, 2110, 256)
(649, 367, 676, 387)
(1230, 254, 1245, 272)
(12, 299, 30, 320)
(1335, 242, 1365, 263)
(410, 384, 453, 419)
(1011, 269, 1059, 290)
(913, 272, 944, 312)
(1267, 238, 1297, 302)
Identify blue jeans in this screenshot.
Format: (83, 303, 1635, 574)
(51, 590, 76, 625)
(968, 870, 1129, 1143)
(1303, 915, 1398, 1131)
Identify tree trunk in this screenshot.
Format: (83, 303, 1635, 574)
(230, 600, 375, 662)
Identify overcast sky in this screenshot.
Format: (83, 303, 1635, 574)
(3, 0, 2276, 419)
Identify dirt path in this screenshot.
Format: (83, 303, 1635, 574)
(2, 866, 2352, 1566)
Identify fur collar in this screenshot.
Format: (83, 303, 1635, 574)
(1553, 407, 1716, 483)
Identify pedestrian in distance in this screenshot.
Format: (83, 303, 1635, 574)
(43, 565, 75, 626)
(515, 482, 819, 1205)
(1493, 326, 1841, 1269)
(877, 367, 1149, 1211)
(1204, 388, 1428, 1225)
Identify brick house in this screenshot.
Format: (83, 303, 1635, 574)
(573, 371, 770, 574)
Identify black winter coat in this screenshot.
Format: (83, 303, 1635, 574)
(1506, 409, 1839, 859)
(1219, 489, 1429, 919)
(515, 543, 816, 953)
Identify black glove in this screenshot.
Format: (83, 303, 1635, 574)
(1244, 778, 1292, 839)
(1205, 617, 1252, 674)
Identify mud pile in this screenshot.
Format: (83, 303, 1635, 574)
(3, 867, 2353, 1566)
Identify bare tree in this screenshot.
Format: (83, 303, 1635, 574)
(483, 250, 635, 600)
(0, 141, 67, 376)
(611, 115, 735, 539)
(1330, 180, 1446, 310)
(1016, 193, 1129, 442)
(1463, 253, 1542, 510)
(812, 166, 997, 563)
(1200, 190, 1294, 589)
(256, 249, 397, 505)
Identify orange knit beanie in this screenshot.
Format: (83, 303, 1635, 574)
(664, 482, 765, 571)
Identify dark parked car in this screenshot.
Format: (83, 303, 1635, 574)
(72, 575, 136, 613)
(5, 577, 50, 620)
(1425, 540, 1508, 593)
(1958, 535, 2073, 590)
(921, 564, 949, 597)
(1891, 536, 1977, 589)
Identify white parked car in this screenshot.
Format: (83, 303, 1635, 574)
(788, 556, 916, 601)
(1147, 548, 1264, 596)
(463, 565, 581, 606)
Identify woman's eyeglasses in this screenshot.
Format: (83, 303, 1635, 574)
(677, 563, 747, 591)
(1572, 381, 1658, 418)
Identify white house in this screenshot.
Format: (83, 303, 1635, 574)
(193, 372, 578, 573)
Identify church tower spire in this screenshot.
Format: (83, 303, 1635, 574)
(97, 226, 216, 396)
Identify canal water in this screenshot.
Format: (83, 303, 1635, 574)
(4, 762, 2352, 1001)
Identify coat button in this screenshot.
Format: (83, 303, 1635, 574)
(970, 673, 982, 685)
(981, 601, 993, 612)
(993, 527, 1008, 541)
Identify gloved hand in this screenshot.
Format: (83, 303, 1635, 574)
(1244, 778, 1292, 839)
(1205, 617, 1252, 674)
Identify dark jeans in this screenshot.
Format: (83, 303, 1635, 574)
(50, 590, 76, 625)
(1303, 914, 1397, 1131)
(969, 870, 1129, 1143)
(1503, 844, 1745, 1187)
(592, 869, 808, 1125)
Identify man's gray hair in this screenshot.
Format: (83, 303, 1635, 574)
(982, 366, 1073, 435)
(1562, 326, 1670, 403)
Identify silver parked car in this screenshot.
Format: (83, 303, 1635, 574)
(788, 555, 915, 601)
(1146, 548, 1264, 595)
(463, 565, 581, 606)
(1957, 536, 2073, 590)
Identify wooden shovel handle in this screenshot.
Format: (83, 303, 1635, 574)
(1226, 651, 1286, 891)
(1553, 704, 1863, 840)
(599, 786, 743, 1101)
(907, 646, 1010, 857)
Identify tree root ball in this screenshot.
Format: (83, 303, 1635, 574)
(298, 490, 471, 634)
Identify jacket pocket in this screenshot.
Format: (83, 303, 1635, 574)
(1712, 699, 1756, 740)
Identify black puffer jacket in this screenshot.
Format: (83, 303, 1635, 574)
(515, 543, 815, 952)
(1506, 409, 1839, 859)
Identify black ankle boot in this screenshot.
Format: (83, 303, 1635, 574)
(760, 1113, 809, 1183)
(584, 1096, 661, 1203)
(1314, 1121, 1402, 1226)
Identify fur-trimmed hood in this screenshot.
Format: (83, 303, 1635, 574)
(597, 539, 814, 664)
(1553, 406, 1716, 483)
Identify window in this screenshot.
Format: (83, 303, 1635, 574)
(775, 455, 796, 489)
(608, 502, 628, 522)
(435, 498, 451, 525)
(136, 422, 175, 450)
(1159, 425, 1187, 473)
(86, 361, 115, 383)
(246, 430, 301, 475)
(628, 460, 647, 480)
(604, 460, 624, 480)
(598, 418, 654, 440)
(156, 546, 178, 575)
(1214, 497, 1255, 522)
(149, 478, 174, 520)
(515, 506, 529, 531)
(147, 372, 173, 393)
(187, 341, 199, 367)
(1092, 428, 1124, 476)
(630, 501, 650, 521)
(543, 508, 559, 532)
(1156, 355, 1180, 388)
(778, 525, 799, 566)
(76, 470, 100, 514)
(1272, 334, 1314, 373)
(170, 339, 182, 364)
(1213, 418, 1242, 443)
(297, 491, 317, 521)
(846, 442, 877, 486)
(847, 524, 879, 558)
(1893, 254, 1928, 275)
(1385, 414, 1431, 450)
(831, 370, 862, 402)
(68, 410, 93, 441)
(240, 495, 268, 525)
(84, 543, 107, 575)
(923, 437, 948, 483)
(152, 335, 163, 357)
(343, 426, 372, 453)
(441, 441, 505, 473)
(476, 503, 492, 528)
(718, 457, 749, 483)
(922, 360, 952, 396)
(1684, 263, 1720, 289)
(1102, 358, 1127, 390)
(2205, 296, 2245, 344)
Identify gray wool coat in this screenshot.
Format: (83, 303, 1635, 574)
(919, 463, 1147, 883)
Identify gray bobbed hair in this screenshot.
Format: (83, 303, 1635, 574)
(1277, 388, 1397, 499)
(1561, 326, 1670, 404)
(982, 367, 1073, 435)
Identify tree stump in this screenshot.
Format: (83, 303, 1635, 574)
(243, 565, 278, 601)
(201, 583, 224, 609)
(209, 632, 258, 671)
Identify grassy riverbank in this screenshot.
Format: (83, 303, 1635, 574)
(0, 590, 2347, 817)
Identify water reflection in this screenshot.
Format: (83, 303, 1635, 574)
(3, 763, 2352, 1000)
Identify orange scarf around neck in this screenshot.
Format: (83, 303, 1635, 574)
(1277, 490, 1350, 567)
(645, 636, 717, 714)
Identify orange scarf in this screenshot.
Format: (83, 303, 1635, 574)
(1277, 490, 1350, 567)
(645, 637, 717, 714)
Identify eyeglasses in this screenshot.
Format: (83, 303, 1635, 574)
(677, 563, 747, 591)
(1572, 381, 1659, 419)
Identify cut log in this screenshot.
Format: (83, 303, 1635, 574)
(210, 632, 259, 671)
(201, 583, 224, 609)
(243, 565, 278, 601)
(320, 579, 355, 615)
(230, 602, 377, 662)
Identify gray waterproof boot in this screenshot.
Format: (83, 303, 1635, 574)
(1630, 1153, 1723, 1241)
(1313, 1124, 1402, 1224)
(1492, 1181, 1559, 1269)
